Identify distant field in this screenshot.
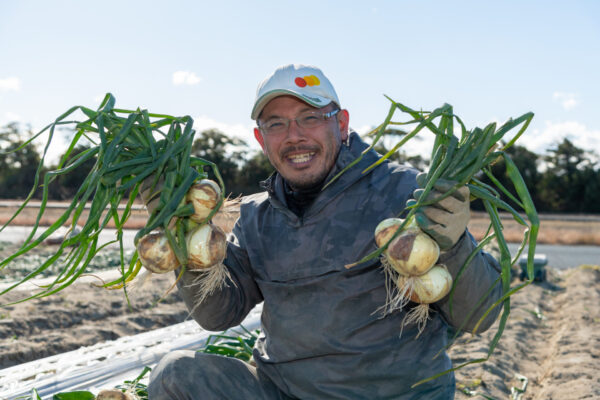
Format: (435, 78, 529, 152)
(0, 200, 237, 233)
(0, 200, 149, 229)
(468, 211, 600, 246)
(0, 201, 598, 245)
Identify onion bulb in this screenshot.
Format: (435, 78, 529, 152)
(397, 264, 453, 304)
(137, 230, 179, 274)
(96, 389, 134, 399)
(184, 223, 232, 309)
(187, 179, 221, 223)
(375, 217, 439, 276)
(397, 265, 453, 337)
(187, 223, 227, 270)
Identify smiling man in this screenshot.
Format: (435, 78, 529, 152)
(254, 96, 347, 190)
(148, 64, 503, 399)
(251, 65, 349, 192)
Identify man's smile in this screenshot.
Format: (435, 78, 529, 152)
(286, 152, 316, 165)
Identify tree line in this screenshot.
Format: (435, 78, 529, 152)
(1, 123, 598, 214)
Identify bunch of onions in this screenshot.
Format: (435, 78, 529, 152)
(0, 94, 230, 305)
(136, 178, 225, 273)
(326, 97, 539, 385)
(375, 217, 453, 336)
(136, 223, 228, 275)
(135, 178, 231, 300)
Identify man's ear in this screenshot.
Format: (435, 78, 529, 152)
(254, 127, 266, 153)
(337, 109, 350, 142)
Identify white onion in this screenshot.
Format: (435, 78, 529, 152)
(398, 264, 453, 304)
(137, 230, 179, 274)
(187, 223, 227, 270)
(375, 217, 439, 276)
(187, 179, 221, 223)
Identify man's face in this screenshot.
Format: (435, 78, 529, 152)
(254, 96, 349, 190)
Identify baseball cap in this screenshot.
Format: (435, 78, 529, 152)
(251, 64, 341, 120)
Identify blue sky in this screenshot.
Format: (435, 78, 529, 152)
(1, 0, 598, 164)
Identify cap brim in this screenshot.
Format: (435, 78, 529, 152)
(251, 89, 331, 120)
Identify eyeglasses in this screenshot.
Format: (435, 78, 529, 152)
(258, 109, 340, 135)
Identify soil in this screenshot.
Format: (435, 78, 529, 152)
(0, 269, 187, 370)
(451, 266, 600, 399)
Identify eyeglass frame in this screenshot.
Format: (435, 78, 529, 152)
(257, 108, 341, 135)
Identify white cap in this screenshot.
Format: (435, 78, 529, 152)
(251, 64, 341, 120)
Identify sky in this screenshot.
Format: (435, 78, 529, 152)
(0, 0, 599, 165)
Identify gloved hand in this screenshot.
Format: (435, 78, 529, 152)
(409, 172, 470, 250)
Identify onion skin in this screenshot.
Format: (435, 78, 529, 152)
(375, 217, 439, 276)
(187, 179, 220, 223)
(137, 231, 179, 274)
(96, 389, 134, 400)
(398, 265, 453, 304)
(187, 223, 227, 270)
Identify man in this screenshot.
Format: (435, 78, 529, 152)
(148, 64, 502, 399)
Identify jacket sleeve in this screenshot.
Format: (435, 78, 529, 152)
(434, 231, 503, 334)
(175, 225, 263, 332)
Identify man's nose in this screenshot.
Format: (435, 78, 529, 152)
(285, 119, 305, 141)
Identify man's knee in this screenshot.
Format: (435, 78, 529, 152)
(148, 350, 213, 399)
(151, 350, 198, 386)
(148, 350, 258, 399)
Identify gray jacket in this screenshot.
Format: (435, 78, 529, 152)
(178, 132, 502, 399)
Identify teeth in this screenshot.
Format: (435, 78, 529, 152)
(288, 152, 314, 164)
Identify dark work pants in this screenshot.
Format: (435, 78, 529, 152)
(147, 350, 294, 400)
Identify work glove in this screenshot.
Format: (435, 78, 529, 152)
(409, 173, 470, 251)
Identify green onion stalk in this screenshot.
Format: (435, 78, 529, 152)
(326, 96, 538, 387)
(0, 94, 225, 306)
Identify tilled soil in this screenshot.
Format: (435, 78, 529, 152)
(0, 273, 188, 370)
(451, 265, 600, 400)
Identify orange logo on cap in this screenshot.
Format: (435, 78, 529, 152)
(294, 75, 320, 88)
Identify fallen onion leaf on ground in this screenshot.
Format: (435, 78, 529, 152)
(200, 325, 260, 363)
(326, 97, 539, 387)
(0, 94, 225, 306)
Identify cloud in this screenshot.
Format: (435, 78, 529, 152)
(552, 92, 578, 111)
(172, 71, 202, 86)
(519, 120, 600, 156)
(2, 111, 22, 123)
(354, 124, 375, 136)
(355, 123, 436, 160)
(0, 77, 21, 92)
(193, 115, 259, 151)
(0, 112, 23, 131)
